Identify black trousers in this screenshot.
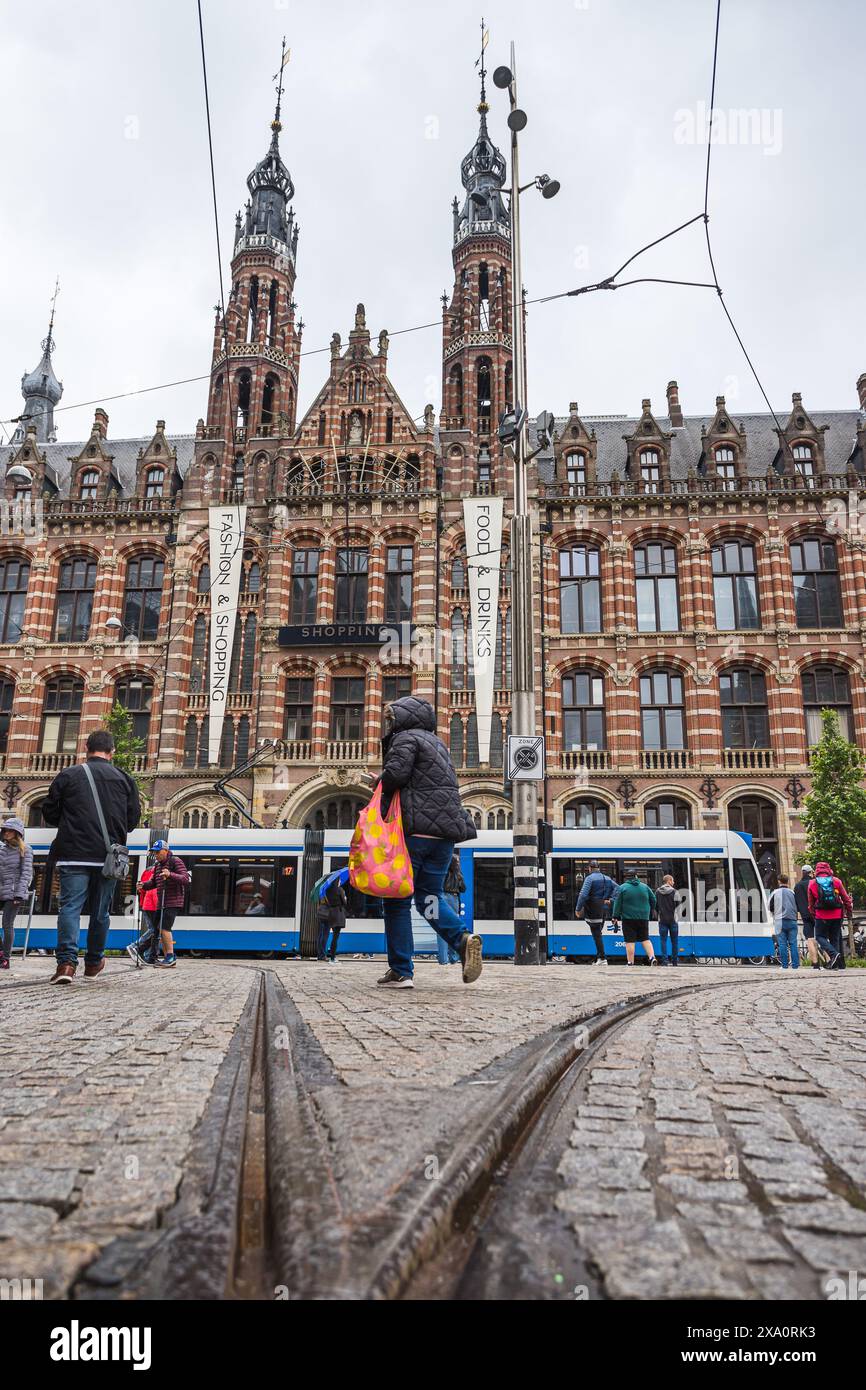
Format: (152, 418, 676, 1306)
(585, 918, 606, 961)
(823, 919, 847, 968)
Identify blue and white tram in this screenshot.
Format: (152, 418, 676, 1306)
(20, 825, 772, 962)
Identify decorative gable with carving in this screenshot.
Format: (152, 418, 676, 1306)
(623, 399, 672, 493)
(554, 403, 598, 493)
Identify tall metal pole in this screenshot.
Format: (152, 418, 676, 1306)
(506, 43, 540, 965)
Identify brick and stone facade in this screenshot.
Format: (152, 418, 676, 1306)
(2, 84, 865, 879)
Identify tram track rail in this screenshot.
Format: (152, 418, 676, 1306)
(72, 971, 774, 1301)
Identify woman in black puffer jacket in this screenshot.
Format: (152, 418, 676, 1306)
(377, 696, 480, 990)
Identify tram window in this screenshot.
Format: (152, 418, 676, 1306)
(552, 859, 618, 920)
(233, 860, 275, 916)
(326, 857, 383, 919)
(733, 858, 764, 923)
(111, 865, 136, 919)
(32, 857, 59, 914)
(474, 858, 514, 920)
(691, 859, 727, 922)
(275, 860, 298, 917)
(188, 859, 231, 915)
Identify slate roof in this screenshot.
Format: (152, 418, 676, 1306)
(2, 436, 196, 497)
(537, 409, 865, 484)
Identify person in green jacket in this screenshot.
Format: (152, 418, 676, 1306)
(611, 873, 659, 966)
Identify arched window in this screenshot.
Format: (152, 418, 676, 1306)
(712, 539, 759, 630)
(385, 408, 394, 443)
(635, 543, 679, 633)
(190, 616, 208, 693)
(478, 263, 490, 330)
(385, 546, 413, 623)
(714, 446, 737, 490)
(79, 470, 100, 501)
(114, 676, 153, 746)
(449, 714, 464, 767)
(196, 563, 211, 594)
(504, 607, 512, 687)
(451, 609, 465, 690)
(242, 560, 261, 594)
(335, 547, 368, 623)
(490, 713, 503, 768)
(54, 556, 97, 642)
(803, 665, 853, 744)
(644, 797, 692, 829)
(236, 370, 251, 431)
(466, 713, 480, 768)
(144, 467, 164, 500)
(791, 538, 842, 629)
(560, 545, 601, 634)
(231, 454, 245, 495)
(290, 549, 319, 623)
(0, 556, 29, 643)
(262, 373, 278, 429)
(477, 359, 492, 435)
(451, 556, 465, 590)
(240, 613, 256, 691)
(246, 277, 259, 342)
(639, 448, 660, 494)
(720, 668, 769, 749)
(792, 443, 815, 485)
(0, 677, 14, 756)
(122, 555, 164, 641)
(728, 796, 778, 868)
(197, 717, 210, 767)
(40, 676, 84, 754)
(183, 718, 198, 767)
(640, 670, 685, 750)
(564, 797, 609, 829)
(562, 671, 605, 751)
(220, 717, 235, 768)
(449, 365, 464, 425)
(565, 452, 586, 495)
(318, 411, 326, 446)
(284, 677, 314, 741)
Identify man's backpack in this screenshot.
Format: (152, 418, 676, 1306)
(816, 874, 840, 909)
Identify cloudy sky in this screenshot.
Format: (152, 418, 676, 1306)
(1, 0, 863, 446)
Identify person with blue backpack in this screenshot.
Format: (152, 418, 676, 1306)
(575, 859, 619, 966)
(807, 862, 853, 970)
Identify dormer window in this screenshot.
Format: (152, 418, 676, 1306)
(79, 470, 99, 501)
(145, 467, 164, 500)
(565, 451, 586, 496)
(715, 446, 737, 491)
(793, 444, 815, 486)
(640, 448, 660, 494)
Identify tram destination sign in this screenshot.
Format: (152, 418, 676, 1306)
(277, 622, 418, 647)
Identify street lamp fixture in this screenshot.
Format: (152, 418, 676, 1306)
(5, 465, 33, 484)
(105, 616, 123, 633)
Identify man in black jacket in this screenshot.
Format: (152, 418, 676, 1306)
(377, 696, 479, 989)
(41, 730, 141, 983)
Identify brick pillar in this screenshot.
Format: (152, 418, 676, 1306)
(311, 664, 329, 758)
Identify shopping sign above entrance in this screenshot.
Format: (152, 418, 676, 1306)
(277, 622, 418, 646)
(506, 735, 546, 781)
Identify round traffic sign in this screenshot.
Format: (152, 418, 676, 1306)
(514, 745, 539, 771)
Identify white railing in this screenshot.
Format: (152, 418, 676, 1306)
(324, 740, 365, 763)
(29, 752, 75, 773)
(562, 749, 610, 772)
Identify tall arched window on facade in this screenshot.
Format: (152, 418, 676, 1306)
(639, 448, 661, 494)
(183, 718, 198, 768)
(465, 713, 480, 768)
(144, 467, 164, 500)
(114, 676, 153, 747)
(714, 446, 737, 490)
(54, 556, 97, 642)
(712, 539, 759, 630)
(476, 359, 492, 436)
(122, 555, 164, 641)
(190, 615, 208, 692)
(490, 713, 503, 768)
(449, 714, 464, 767)
(791, 538, 843, 629)
(0, 556, 29, 643)
(451, 556, 465, 590)
(40, 676, 84, 755)
(79, 470, 100, 502)
(451, 609, 465, 689)
(0, 677, 14, 757)
(720, 668, 770, 750)
(640, 669, 686, 750)
(635, 543, 680, 632)
(560, 545, 601, 633)
(803, 665, 853, 744)
(197, 563, 211, 594)
(565, 452, 586, 495)
(562, 671, 605, 751)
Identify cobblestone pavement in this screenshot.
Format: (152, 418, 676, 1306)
(271, 959, 747, 1086)
(0, 959, 258, 1296)
(555, 973, 866, 1299)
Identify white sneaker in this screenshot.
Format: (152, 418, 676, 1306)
(379, 975, 414, 989)
(594, 958, 608, 967)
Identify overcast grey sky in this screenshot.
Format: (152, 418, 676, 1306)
(1, 0, 863, 445)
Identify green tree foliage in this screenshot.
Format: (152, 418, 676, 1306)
(802, 708, 866, 906)
(102, 701, 151, 816)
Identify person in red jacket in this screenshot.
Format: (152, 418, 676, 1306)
(807, 862, 853, 970)
(135, 841, 189, 968)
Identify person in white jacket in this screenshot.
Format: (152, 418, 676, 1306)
(0, 817, 34, 970)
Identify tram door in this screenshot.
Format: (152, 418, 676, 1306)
(619, 858, 692, 959)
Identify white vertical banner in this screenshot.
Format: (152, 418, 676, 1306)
(208, 504, 247, 765)
(463, 496, 504, 763)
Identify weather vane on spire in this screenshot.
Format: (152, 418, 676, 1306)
(43, 276, 60, 355)
(474, 18, 489, 112)
(272, 36, 290, 132)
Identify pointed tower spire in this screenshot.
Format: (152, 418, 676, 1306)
(14, 278, 63, 444)
(456, 21, 508, 245)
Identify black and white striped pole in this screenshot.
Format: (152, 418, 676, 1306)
(493, 47, 559, 965)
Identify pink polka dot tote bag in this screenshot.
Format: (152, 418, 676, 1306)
(348, 782, 415, 899)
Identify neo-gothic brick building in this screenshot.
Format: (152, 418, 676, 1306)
(2, 78, 866, 880)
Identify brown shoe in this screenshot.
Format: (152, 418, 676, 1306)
(50, 963, 77, 985)
(83, 959, 105, 980)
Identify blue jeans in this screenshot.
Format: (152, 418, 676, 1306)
(56, 868, 116, 966)
(436, 896, 461, 964)
(659, 921, 678, 963)
(383, 837, 466, 978)
(776, 919, 799, 969)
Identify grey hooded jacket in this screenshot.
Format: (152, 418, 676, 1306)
(0, 820, 34, 903)
(380, 697, 477, 843)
